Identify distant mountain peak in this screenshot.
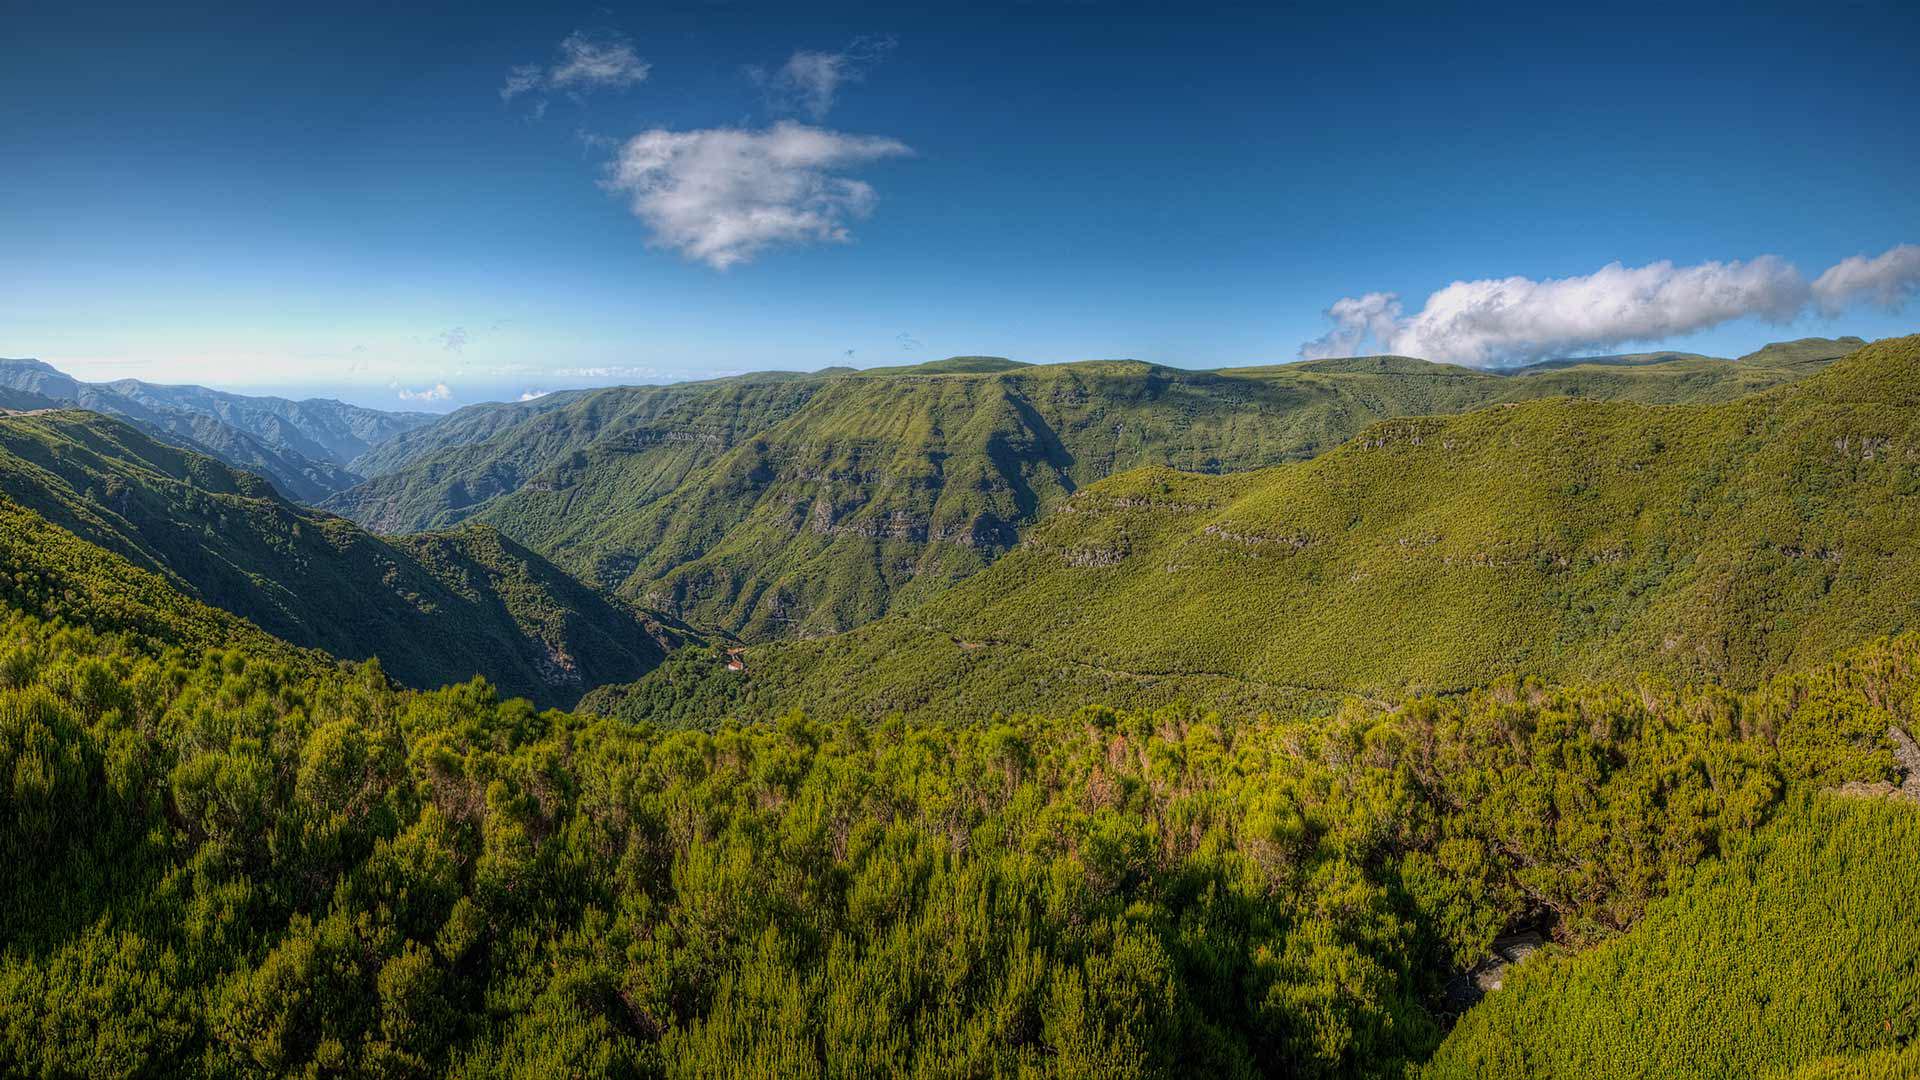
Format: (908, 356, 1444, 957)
(1734, 335, 1868, 368)
(1291, 355, 1458, 375)
(0, 357, 436, 502)
(855, 355, 1034, 376)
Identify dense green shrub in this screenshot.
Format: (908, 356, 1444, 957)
(1421, 793, 1920, 1079)
(2, 608, 1915, 1076)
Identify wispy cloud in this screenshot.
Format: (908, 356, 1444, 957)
(518, 389, 549, 401)
(549, 32, 650, 91)
(1299, 293, 1402, 361)
(749, 35, 897, 121)
(502, 30, 649, 113)
(603, 121, 912, 269)
(553, 365, 668, 380)
(501, 66, 544, 102)
(396, 383, 454, 403)
(436, 326, 470, 352)
(1812, 244, 1920, 314)
(1299, 244, 1920, 367)
(896, 332, 922, 352)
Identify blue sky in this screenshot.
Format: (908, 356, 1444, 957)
(4, 1, 1918, 411)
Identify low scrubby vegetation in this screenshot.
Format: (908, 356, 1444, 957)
(4, 601, 1914, 1076)
(1422, 792, 1920, 1078)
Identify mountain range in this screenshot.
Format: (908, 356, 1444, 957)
(0, 357, 435, 501)
(585, 334, 1920, 723)
(324, 338, 1865, 642)
(0, 336, 1874, 713)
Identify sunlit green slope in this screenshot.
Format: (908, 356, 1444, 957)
(330, 340, 1859, 642)
(590, 334, 1920, 723)
(1422, 792, 1920, 1079)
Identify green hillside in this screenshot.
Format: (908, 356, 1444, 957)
(329, 375, 822, 534)
(1492, 350, 1824, 403)
(0, 409, 681, 706)
(1737, 335, 1872, 370)
(0, 385, 1914, 1077)
(589, 334, 1920, 724)
(342, 387, 594, 478)
(1421, 792, 1920, 1079)
(3, 521, 1915, 1077)
(0, 492, 316, 668)
(328, 339, 1858, 643)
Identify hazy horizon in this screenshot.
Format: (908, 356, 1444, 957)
(0, 328, 1885, 415)
(7, 3, 1919, 412)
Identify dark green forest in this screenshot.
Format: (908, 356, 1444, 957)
(1422, 793, 1920, 1078)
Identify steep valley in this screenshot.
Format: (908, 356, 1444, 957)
(328, 339, 1863, 643)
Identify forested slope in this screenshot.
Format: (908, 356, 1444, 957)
(1421, 792, 1920, 1079)
(0, 410, 680, 706)
(0, 493, 317, 668)
(2, 373, 1917, 1075)
(328, 340, 1859, 641)
(589, 335, 1920, 723)
(3, 553, 1916, 1076)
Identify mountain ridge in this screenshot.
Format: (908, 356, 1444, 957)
(0, 357, 435, 501)
(586, 333, 1920, 723)
(0, 408, 683, 706)
(325, 337, 1866, 642)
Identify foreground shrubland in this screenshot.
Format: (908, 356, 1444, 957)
(1422, 792, 1920, 1078)
(3, 610, 1916, 1077)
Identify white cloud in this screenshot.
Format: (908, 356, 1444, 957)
(1812, 244, 1920, 314)
(751, 36, 896, 121)
(603, 121, 912, 269)
(1299, 245, 1917, 367)
(518, 389, 550, 401)
(1393, 257, 1807, 367)
(397, 383, 454, 403)
(502, 31, 649, 108)
(1299, 292, 1403, 360)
